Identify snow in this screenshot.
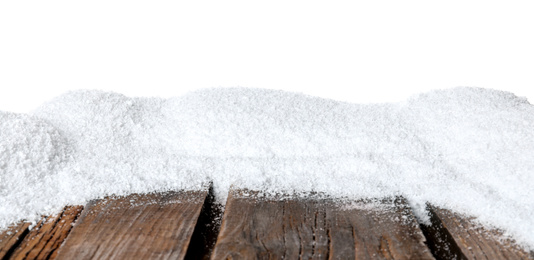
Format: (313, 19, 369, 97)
(1, 87, 533, 250)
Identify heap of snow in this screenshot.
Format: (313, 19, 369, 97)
(1, 87, 533, 250)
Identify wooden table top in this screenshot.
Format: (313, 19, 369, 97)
(1, 186, 532, 260)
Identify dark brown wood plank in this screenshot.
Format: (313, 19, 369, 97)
(55, 190, 207, 260)
(329, 198, 434, 259)
(211, 189, 435, 259)
(0, 222, 31, 259)
(8, 205, 83, 260)
(428, 206, 534, 260)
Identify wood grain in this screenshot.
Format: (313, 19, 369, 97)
(8, 206, 83, 260)
(212, 189, 434, 260)
(0, 222, 31, 259)
(428, 206, 534, 260)
(55, 190, 207, 260)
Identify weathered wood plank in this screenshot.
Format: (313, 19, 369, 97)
(329, 198, 434, 259)
(8, 206, 83, 260)
(0, 222, 31, 259)
(55, 190, 207, 260)
(426, 206, 534, 260)
(211, 189, 434, 259)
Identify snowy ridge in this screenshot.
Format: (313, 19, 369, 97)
(1, 87, 533, 250)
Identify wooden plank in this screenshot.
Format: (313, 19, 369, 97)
(55, 190, 207, 260)
(211, 189, 435, 259)
(426, 206, 534, 260)
(329, 198, 434, 259)
(0, 222, 31, 259)
(8, 206, 83, 260)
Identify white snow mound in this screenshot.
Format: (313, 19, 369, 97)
(1, 87, 533, 250)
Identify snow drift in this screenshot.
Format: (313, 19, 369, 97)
(1, 87, 533, 249)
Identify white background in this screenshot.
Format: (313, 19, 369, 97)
(1, 1, 533, 113)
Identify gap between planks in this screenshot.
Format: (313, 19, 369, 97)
(421, 205, 534, 260)
(0, 222, 31, 259)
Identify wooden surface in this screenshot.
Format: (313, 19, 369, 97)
(2, 189, 533, 260)
(8, 206, 83, 260)
(426, 206, 534, 260)
(55, 190, 207, 260)
(0, 222, 30, 259)
(211, 190, 435, 260)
